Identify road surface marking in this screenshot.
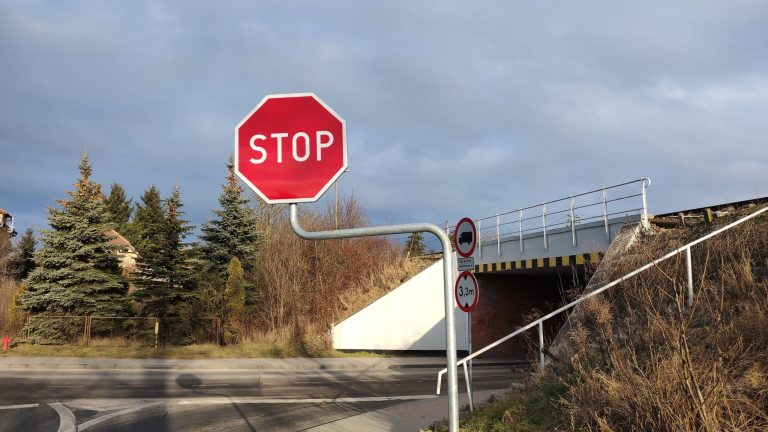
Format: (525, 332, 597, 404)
(77, 402, 163, 431)
(67, 402, 138, 412)
(178, 394, 437, 405)
(0, 403, 39, 410)
(49, 403, 76, 432)
(192, 384, 230, 387)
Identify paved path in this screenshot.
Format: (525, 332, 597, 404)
(306, 388, 509, 431)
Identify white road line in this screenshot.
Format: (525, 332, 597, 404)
(67, 402, 138, 412)
(0, 403, 39, 410)
(49, 403, 76, 432)
(77, 402, 164, 431)
(177, 394, 437, 405)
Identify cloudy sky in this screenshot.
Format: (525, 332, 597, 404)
(2, 1, 767, 247)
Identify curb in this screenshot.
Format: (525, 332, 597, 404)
(0, 357, 524, 372)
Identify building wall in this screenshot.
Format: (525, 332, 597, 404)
(333, 259, 470, 351)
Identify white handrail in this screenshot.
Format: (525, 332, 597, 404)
(460, 178, 650, 258)
(436, 203, 768, 395)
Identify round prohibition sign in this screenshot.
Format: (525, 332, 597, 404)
(453, 217, 477, 258)
(454, 271, 479, 312)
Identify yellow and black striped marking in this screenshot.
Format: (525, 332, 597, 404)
(474, 252, 603, 273)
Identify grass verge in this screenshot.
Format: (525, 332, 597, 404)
(429, 378, 568, 432)
(1, 341, 390, 359)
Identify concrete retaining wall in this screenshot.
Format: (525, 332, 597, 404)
(332, 259, 469, 351)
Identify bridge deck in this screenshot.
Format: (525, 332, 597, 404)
(471, 215, 640, 273)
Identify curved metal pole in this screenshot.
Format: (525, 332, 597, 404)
(289, 203, 460, 432)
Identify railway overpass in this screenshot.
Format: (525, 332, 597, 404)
(333, 179, 651, 358)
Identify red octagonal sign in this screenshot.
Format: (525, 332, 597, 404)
(235, 93, 347, 204)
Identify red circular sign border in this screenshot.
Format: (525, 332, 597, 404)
(453, 217, 477, 258)
(454, 270, 479, 312)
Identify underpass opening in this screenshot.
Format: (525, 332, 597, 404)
(472, 264, 593, 361)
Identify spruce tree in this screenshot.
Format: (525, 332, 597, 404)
(12, 227, 36, 280)
(200, 160, 262, 301)
(132, 186, 195, 339)
(222, 257, 245, 345)
(18, 155, 129, 318)
(404, 232, 426, 257)
(129, 186, 164, 252)
(104, 183, 132, 236)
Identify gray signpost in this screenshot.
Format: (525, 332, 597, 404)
(289, 204, 460, 430)
(234, 93, 461, 432)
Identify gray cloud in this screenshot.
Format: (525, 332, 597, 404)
(1, 1, 767, 242)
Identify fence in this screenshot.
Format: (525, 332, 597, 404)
(436, 203, 768, 405)
(445, 178, 650, 257)
(20, 315, 224, 346)
(22, 315, 159, 347)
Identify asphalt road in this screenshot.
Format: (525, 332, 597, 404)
(0, 366, 515, 431)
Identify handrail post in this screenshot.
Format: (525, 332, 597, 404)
(478, 219, 483, 259)
(542, 204, 548, 250)
(463, 362, 474, 412)
(603, 188, 609, 242)
(518, 210, 524, 254)
(538, 320, 545, 374)
(496, 214, 501, 257)
(569, 195, 576, 247)
(686, 246, 694, 308)
(641, 178, 651, 229)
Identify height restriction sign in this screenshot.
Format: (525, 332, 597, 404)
(455, 271, 479, 312)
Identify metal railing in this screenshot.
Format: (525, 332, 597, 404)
(445, 178, 651, 257)
(436, 203, 768, 397)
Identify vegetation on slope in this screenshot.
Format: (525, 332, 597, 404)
(432, 204, 768, 431)
(0, 154, 430, 356)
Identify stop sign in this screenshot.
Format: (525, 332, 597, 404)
(234, 93, 347, 204)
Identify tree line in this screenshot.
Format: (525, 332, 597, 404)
(2, 154, 426, 347)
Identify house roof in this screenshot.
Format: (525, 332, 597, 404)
(105, 229, 135, 251)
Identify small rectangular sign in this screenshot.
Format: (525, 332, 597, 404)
(457, 257, 475, 272)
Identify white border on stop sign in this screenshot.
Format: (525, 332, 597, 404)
(234, 92, 348, 204)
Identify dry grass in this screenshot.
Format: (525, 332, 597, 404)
(429, 377, 569, 432)
(0, 279, 22, 335)
(0, 234, 24, 336)
(453, 205, 768, 431)
(557, 206, 768, 431)
(1, 335, 390, 359)
(247, 196, 432, 355)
